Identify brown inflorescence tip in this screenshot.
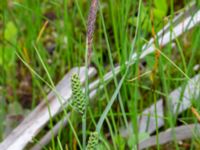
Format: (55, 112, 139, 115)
(86, 0, 98, 63)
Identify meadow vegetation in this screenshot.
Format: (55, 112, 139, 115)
(0, 0, 200, 149)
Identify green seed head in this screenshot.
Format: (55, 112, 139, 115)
(71, 73, 86, 114)
(86, 131, 99, 150)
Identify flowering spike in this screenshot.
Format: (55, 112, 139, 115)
(71, 74, 86, 114)
(86, 131, 99, 150)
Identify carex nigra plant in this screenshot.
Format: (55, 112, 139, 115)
(84, 0, 99, 149)
(71, 0, 99, 149)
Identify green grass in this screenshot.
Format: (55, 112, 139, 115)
(1, 0, 200, 149)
